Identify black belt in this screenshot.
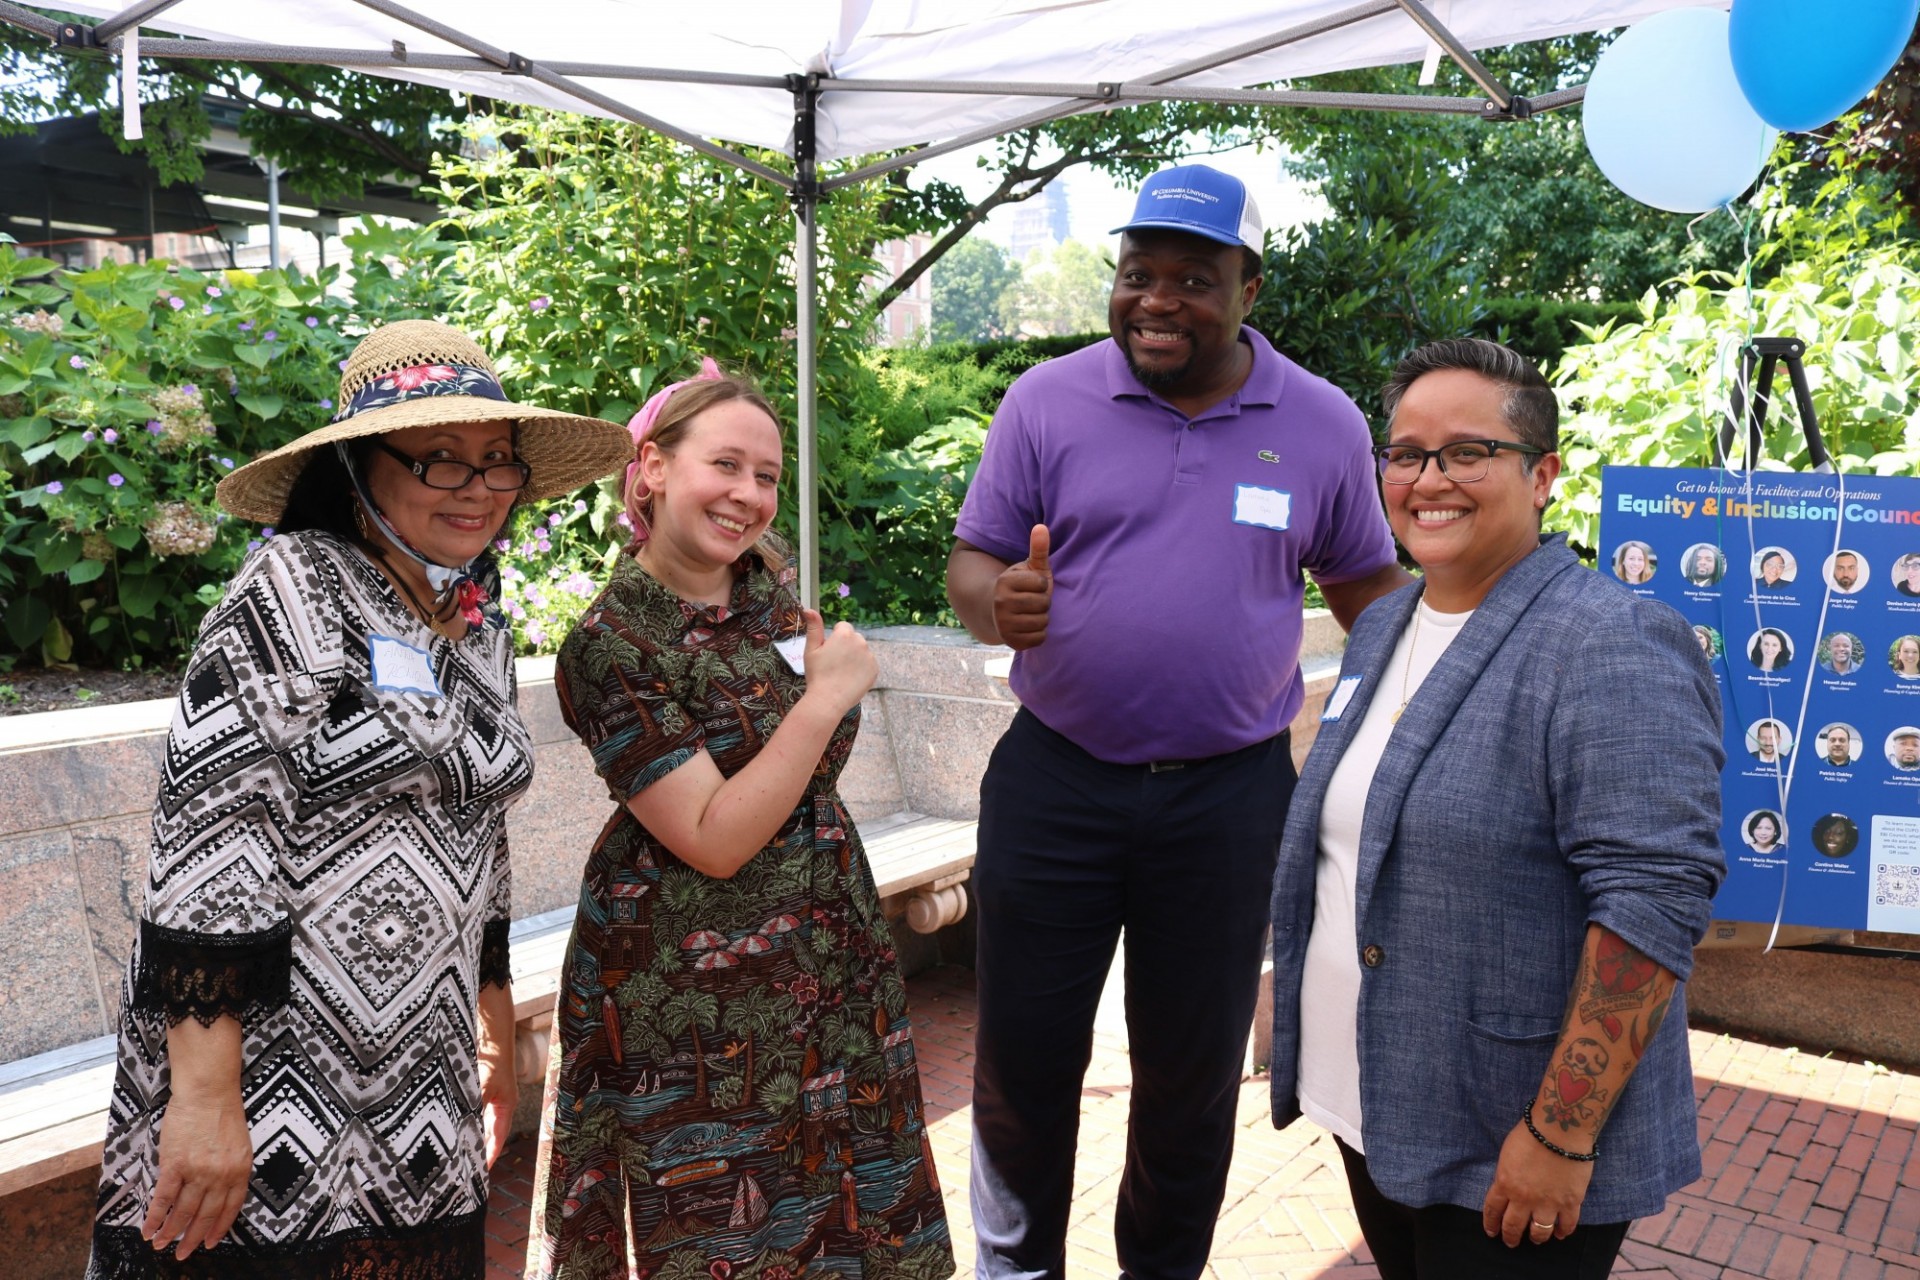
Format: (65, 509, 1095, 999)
(1144, 727, 1290, 773)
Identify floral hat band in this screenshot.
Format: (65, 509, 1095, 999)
(329, 362, 508, 425)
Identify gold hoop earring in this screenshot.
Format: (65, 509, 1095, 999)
(353, 502, 370, 539)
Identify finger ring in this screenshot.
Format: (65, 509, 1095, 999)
(1531, 1219, 1554, 1230)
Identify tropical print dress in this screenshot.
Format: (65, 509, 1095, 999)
(528, 550, 953, 1280)
(88, 530, 532, 1279)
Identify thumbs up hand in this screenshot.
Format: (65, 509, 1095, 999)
(798, 607, 878, 716)
(993, 524, 1053, 651)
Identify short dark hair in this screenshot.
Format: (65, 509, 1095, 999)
(1238, 246, 1262, 286)
(1381, 338, 1558, 465)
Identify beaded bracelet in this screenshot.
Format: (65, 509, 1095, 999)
(1522, 1101, 1599, 1163)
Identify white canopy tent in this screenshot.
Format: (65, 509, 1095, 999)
(2, 0, 1707, 602)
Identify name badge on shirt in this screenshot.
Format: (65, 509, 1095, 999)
(774, 633, 809, 675)
(369, 634, 442, 698)
(1321, 675, 1362, 722)
(1233, 483, 1292, 531)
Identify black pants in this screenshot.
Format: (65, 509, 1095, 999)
(1337, 1140, 1629, 1280)
(969, 709, 1296, 1280)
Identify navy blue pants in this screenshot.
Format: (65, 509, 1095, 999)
(969, 709, 1296, 1280)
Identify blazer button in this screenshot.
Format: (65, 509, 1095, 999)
(1361, 944, 1385, 968)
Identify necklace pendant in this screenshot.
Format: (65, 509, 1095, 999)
(1391, 703, 1406, 723)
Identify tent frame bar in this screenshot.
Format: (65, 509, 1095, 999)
(0, 0, 1574, 607)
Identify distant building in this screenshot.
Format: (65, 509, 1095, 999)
(870, 233, 933, 345)
(1008, 180, 1071, 265)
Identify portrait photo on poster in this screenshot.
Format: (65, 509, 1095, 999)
(1683, 541, 1725, 587)
(1895, 552, 1920, 597)
(1747, 717, 1792, 765)
(1891, 636, 1920, 680)
(1817, 721, 1861, 767)
(1754, 546, 1797, 588)
(1748, 627, 1795, 673)
(1742, 808, 1787, 854)
(1811, 813, 1860, 859)
(1613, 539, 1657, 584)
(1888, 727, 1920, 771)
(1825, 548, 1868, 594)
(1694, 623, 1723, 662)
(1820, 631, 1863, 676)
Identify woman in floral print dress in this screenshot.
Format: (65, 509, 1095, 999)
(527, 370, 952, 1280)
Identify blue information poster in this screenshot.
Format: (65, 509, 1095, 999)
(1600, 466, 1920, 933)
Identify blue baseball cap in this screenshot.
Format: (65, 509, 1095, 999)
(1111, 163, 1264, 250)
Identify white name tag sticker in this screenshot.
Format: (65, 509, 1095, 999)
(1322, 675, 1362, 722)
(774, 633, 809, 675)
(369, 634, 442, 698)
(1233, 483, 1292, 530)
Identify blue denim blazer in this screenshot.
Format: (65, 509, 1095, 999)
(1269, 534, 1726, 1222)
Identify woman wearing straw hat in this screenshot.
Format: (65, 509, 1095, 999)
(87, 320, 631, 1278)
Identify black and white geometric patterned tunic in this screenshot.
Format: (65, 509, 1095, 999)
(88, 530, 533, 1279)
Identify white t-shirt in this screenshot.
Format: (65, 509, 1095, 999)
(1297, 599, 1473, 1152)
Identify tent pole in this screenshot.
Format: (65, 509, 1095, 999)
(791, 76, 821, 610)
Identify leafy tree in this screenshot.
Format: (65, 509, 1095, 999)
(1002, 240, 1110, 338)
(0, 16, 467, 200)
(930, 237, 1018, 343)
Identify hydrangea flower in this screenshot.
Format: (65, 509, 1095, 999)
(69, 355, 87, 369)
(530, 296, 551, 312)
(108, 473, 124, 487)
(45, 480, 63, 495)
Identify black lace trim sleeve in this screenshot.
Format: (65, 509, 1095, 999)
(131, 917, 293, 1027)
(479, 918, 511, 989)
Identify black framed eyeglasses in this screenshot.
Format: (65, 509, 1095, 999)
(373, 438, 531, 492)
(1372, 439, 1545, 484)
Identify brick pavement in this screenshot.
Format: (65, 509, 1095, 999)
(485, 965, 1920, 1278)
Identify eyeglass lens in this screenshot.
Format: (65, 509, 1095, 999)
(418, 460, 531, 491)
(1378, 444, 1496, 484)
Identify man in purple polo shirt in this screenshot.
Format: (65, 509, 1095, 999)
(947, 163, 1409, 1280)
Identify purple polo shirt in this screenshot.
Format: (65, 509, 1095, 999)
(955, 327, 1396, 764)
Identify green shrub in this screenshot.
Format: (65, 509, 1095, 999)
(1470, 298, 1641, 369)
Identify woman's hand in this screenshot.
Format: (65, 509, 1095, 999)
(476, 983, 518, 1169)
(798, 608, 877, 716)
(1482, 1111, 1595, 1246)
(145, 1018, 251, 1261)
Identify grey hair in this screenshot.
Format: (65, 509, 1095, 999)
(1381, 338, 1559, 467)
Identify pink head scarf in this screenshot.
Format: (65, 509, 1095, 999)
(622, 356, 722, 542)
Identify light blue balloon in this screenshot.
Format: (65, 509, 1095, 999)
(1731, 0, 1918, 132)
(1584, 7, 1778, 214)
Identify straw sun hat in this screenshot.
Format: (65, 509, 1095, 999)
(215, 319, 633, 523)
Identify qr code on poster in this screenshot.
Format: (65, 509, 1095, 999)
(1874, 863, 1920, 908)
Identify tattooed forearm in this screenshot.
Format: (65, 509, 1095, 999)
(1534, 924, 1679, 1145)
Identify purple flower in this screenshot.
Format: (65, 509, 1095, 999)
(536, 538, 552, 553)
(304, 316, 319, 328)
(261, 527, 275, 538)
(339, 360, 349, 372)
(167, 297, 185, 311)
(44, 480, 63, 495)
(573, 499, 588, 514)
(528, 626, 547, 646)
(247, 539, 261, 551)
(182, 384, 197, 396)
(202, 304, 213, 316)
(530, 296, 551, 312)
(206, 286, 222, 298)
(495, 539, 510, 552)
(239, 321, 254, 331)
(319, 398, 333, 410)
(69, 355, 86, 369)
(263, 330, 278, 342)
(836, 582, 852, 599)
(219, 457, 234, 468)
(147, 420, 163, 435)
(102, 428, 118, 443)
(547, 512, 564, 527)
(82, 430, 95, 442)
(107, 473, 124, 487)
(615, 512, 632, 528)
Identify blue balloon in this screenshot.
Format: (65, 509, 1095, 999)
(1731, 0, 1918, 132)
(1584, 8, 1778, 214)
